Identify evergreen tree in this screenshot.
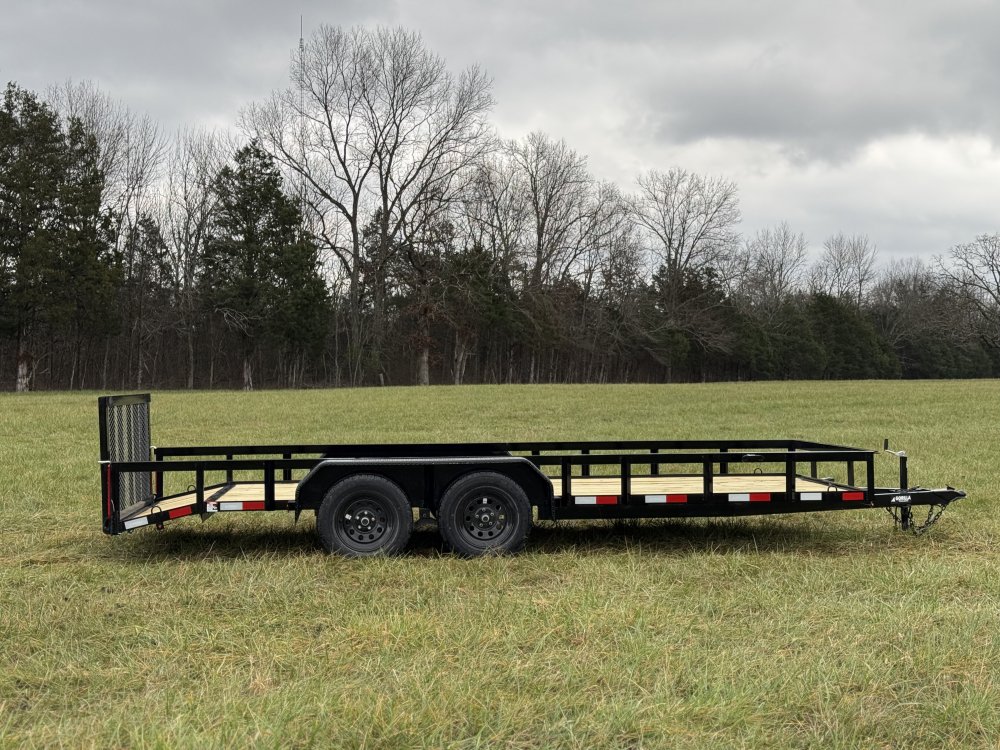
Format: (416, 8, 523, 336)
(202, 141, 328, 389)
(0, 83, 116, 390)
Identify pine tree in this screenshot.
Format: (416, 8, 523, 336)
(202, 141, 328, 389)
(0, 83, 116, 390)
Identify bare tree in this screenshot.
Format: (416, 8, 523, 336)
(47, 80, 165, 253)
(161, 128, 228, 388)
(737, 222, 807, 320)
(460, 154, 528, 271)
(47, 80, 167, 387)
(242, 25, 494, 384)
(629, 167, 741, 280)
(510, 132, 594, 287)
(937, 233, 1000, 346)
(810, 231, 878, 307)
(628, 167, 741, 374)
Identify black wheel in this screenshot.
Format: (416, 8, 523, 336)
(317, 474, 413, 557)
(438, 472, 532, 557)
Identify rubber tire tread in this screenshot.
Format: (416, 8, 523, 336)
(317, 474, 413, 557)
(438, 471, 532, 557)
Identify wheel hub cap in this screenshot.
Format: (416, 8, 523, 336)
(342, 501, 387, 544)
(463, 495, 508, 539)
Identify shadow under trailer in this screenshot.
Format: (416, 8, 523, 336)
(99, 394, 965, 557)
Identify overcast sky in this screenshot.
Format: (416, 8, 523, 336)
(2, 0, 998, 261)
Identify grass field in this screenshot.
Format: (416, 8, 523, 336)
(0, 381, 998, 749)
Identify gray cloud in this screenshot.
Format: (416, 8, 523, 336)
(1, 0, 998, 258)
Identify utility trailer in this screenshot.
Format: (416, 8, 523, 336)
(99, 394, 965, 556)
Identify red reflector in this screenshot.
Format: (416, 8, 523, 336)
(843, 492, 865, 501)
(595, 495, 618, 505)
(242, 501, 266, 511)
(168, 506, 193, 519)
(666, 494, 688, 504)
(749, 493, 771, 502)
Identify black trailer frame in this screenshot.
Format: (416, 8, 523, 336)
(98, 394, 965, 555)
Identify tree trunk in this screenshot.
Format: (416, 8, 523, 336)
(135, 337, 144, 389)
(453, 331, 471, 385)
(15, 331, 31, 392)
(186, 330, 195, 389)
(101, 337, 110, 390)
(416, 302, 431, 386)
(242, 346, 253, 391)
(417, 347, 430, 386)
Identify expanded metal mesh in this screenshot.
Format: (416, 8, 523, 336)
(103, 397, 152, 509)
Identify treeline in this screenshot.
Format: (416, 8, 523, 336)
(2, 27, 999, 391)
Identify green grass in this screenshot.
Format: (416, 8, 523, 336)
(1, 381, 998, 748)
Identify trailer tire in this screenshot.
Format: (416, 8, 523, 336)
(438, 471, 532, 557)
(317, 474, 412, 557)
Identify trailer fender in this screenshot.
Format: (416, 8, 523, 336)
(295, 457, 554, 519)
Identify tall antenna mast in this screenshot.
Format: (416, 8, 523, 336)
(298, 15, 306, 240)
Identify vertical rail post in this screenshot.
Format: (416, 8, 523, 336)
(226, 453, 234, 485)
(265, 461, 276, 510)
(282, 453, 292, 481)
(847, 461, 855, 487)
(866, 455, 876, 504)
(195, 467, 205, 513)
(786, 455, 796, 501)
(101, 461, 112, 534)
(561, 456, 571, 506)
(110, 466, 121, 533)
(702, 458, 713, 500)
(154, 447, 163, 498)
(582, 448, 590, 477)
(810, 460, 818, 479)
(621, 457, 631, 504)
(651, 447, 660, 477)
(720, 447, 729, 475)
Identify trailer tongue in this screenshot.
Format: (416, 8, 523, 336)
(98, 394, 965, 556)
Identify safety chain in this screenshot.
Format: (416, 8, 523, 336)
(886, 504, 949, 536)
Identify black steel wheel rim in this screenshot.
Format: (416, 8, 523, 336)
(458, 491, 514, 548)
(335, 496, 392, 552)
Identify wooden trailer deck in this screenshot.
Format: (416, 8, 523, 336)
(122, 483, 299, 520)
(121, 474, 848, 522)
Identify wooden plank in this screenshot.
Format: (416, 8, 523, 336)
(559, 475, 836, 496)
(123, 482, 297, 520)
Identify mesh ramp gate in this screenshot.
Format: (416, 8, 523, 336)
(98, 394, 153, 525)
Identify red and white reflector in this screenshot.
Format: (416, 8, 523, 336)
(574, 495, 618, 505)
(644, 494, 688, 504)
(842, 491, 865, 502)
(219, 500, 266, 512)
(729, 492, 770, 503)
